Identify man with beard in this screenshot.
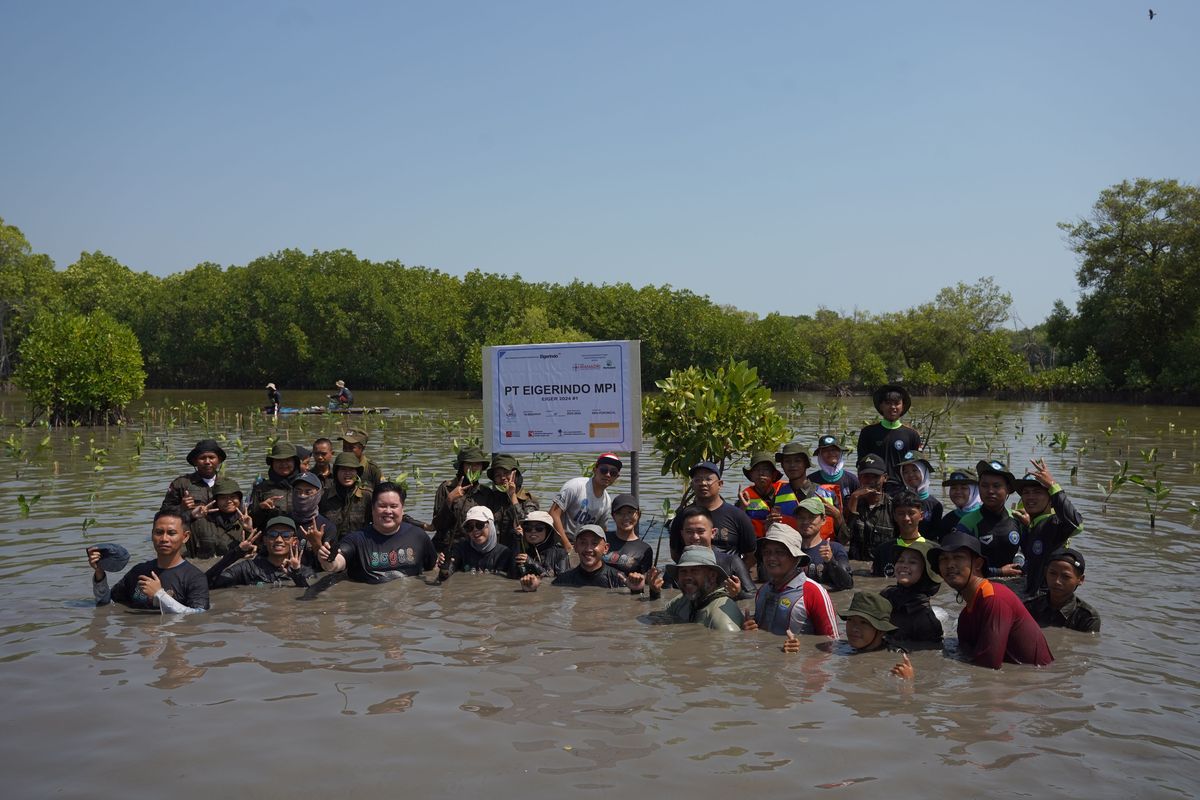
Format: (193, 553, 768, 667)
(930, 531, 1053, 669)
(660, 546, 744, 632)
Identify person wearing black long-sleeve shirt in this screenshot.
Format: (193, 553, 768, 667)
(206, 516, 314, 589)
(856, 384, 921, 493)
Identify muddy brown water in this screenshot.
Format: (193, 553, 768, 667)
(1, 390, 1197, 797)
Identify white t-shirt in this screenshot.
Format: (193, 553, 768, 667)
(551, 476, 612, 539)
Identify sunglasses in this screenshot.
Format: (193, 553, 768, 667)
(524, 523, 548, 534)
(463, 521, 488, 532)
(597, 466, 620, 477)
(264, 530, 295, 539)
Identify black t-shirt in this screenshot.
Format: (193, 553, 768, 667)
(551, 563, 628, 588)
(336, 523, 437, 584)
(512, 541, 572, 578)
(669, 500, 757, 560)
(448, 540, 515, 576)
(206, 552, 315, 589)
(109, 559, 210, 610)
(604, 532, 653, 575)
(856, 423, 921, 483)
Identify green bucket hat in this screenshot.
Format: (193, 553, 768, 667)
(456, 445, 490, 470)
(212, 477, 243, 499)
(838, 591, 898, 632)
(332, 451, 364, 475)
(488, 453, 520, 478)
(743, 451, 782, 482)
(265, 441, 300, 467)
(774, 441, 812, 468)
(901, 539, 943, 593)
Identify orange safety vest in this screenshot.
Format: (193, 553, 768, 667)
(739, 480, 799, 537)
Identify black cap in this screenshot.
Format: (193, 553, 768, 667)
(928, 531, 984, 576)
(1047, 547, 1085, 574)
(976, 459, 1016, 492)
(857, 454, 887, 475)
(611, 493, 639, 512)
(293, 471, 322, 490)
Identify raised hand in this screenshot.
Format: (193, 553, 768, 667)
(284, 540, 302, 572)
(237, 504, 255, 531)
(818, 541, 833, 563)
(86, 547, 104, 579)
(181, 490, 197, 511)
(1028, 458, 1055, 487)
(890, 653, 914, 680)
(238, 527, 261, 556)
(626, 572, 646, 592)
(646, 566, 663, 591)
(301, 523, 324, 554)
(520, 573, 540, 592)
(724, 574, 742, 597)
(741, 617, 759, 631)
(191, 500, 218, 519)
(258, 494, 282, 511)
(782, 629, 800, 653)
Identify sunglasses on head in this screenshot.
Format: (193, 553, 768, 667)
(597, 466, 620, 477)
(264, 530, 295, 539)
(463, 520, 488, 532)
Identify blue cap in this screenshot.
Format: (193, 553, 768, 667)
(689, 461, 722, 477)
(92, 543, 131, 573)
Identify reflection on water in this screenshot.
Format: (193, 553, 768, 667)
(1, 390, 1199, 796)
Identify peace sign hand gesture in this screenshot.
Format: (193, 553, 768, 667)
(239, 527, 261, 556)
(284, 540, 303, 572)
(191, 500, 218, 519)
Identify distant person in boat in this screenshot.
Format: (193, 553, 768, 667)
(930, 531, 1053, 669)
(161, 438, 227, 558)
(856, 384, 920, 493)
(265, 382, 281, 414)
(87, 511, 209, 614)
(339, 428, 384, 488)
(329, 380, 353, 409)
(308, 482, 436, 583)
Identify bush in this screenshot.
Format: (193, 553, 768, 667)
(15, 311, 145, 425)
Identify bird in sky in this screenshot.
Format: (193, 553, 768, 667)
(1149, 8, 1156, 20)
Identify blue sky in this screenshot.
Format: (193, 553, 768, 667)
(2, 1, 1195, 327)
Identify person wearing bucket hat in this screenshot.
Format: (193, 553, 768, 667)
(790, 496, 853, 592)
(1011, 458, 1084, 598)
(432, 445, 504, 555)
(897, 451, 943, 538)
(660, 546, 745, 632)
(160, 438, 227, 558)
(737, 450, 790, 540)
(839, 591, 898, 651)
(188, 476, 256, 557)
(929, 531, 1053, 669)
(809, 434, 859, 502)
(880, 539, 944, 644)
(248, 441, 302, 529)
(773, 441, 846, 543)
(510, 510, 572, 580)
(937, 469, 981, 541)
(87, 510, 210, 614)
(952, 459, 1023, 581)
(339, 429, 384, 488)
(485, 453, 539, 551)
(205, 515, 316, 590)
(1023, 547, 1100, 633)
(320, 451, 374, 545)
(667, 462, 757, 572)
(744, 522, 839, 641)
(328, 380, 353, 409)
(436, 505, 515, 579)
(856, 384, 920, 493)
(846, 454, 895, 561)
(548, 453, 623, 550)
(264, 382, 281, 414)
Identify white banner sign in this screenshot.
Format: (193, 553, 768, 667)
(483, 340, 642, 453)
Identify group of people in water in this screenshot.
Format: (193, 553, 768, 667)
(86, 384, 1099, 676)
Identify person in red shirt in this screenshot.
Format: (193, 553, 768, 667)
(930, 531, 1053, 669)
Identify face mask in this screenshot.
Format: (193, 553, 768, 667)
(292, 488, 322, 522)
